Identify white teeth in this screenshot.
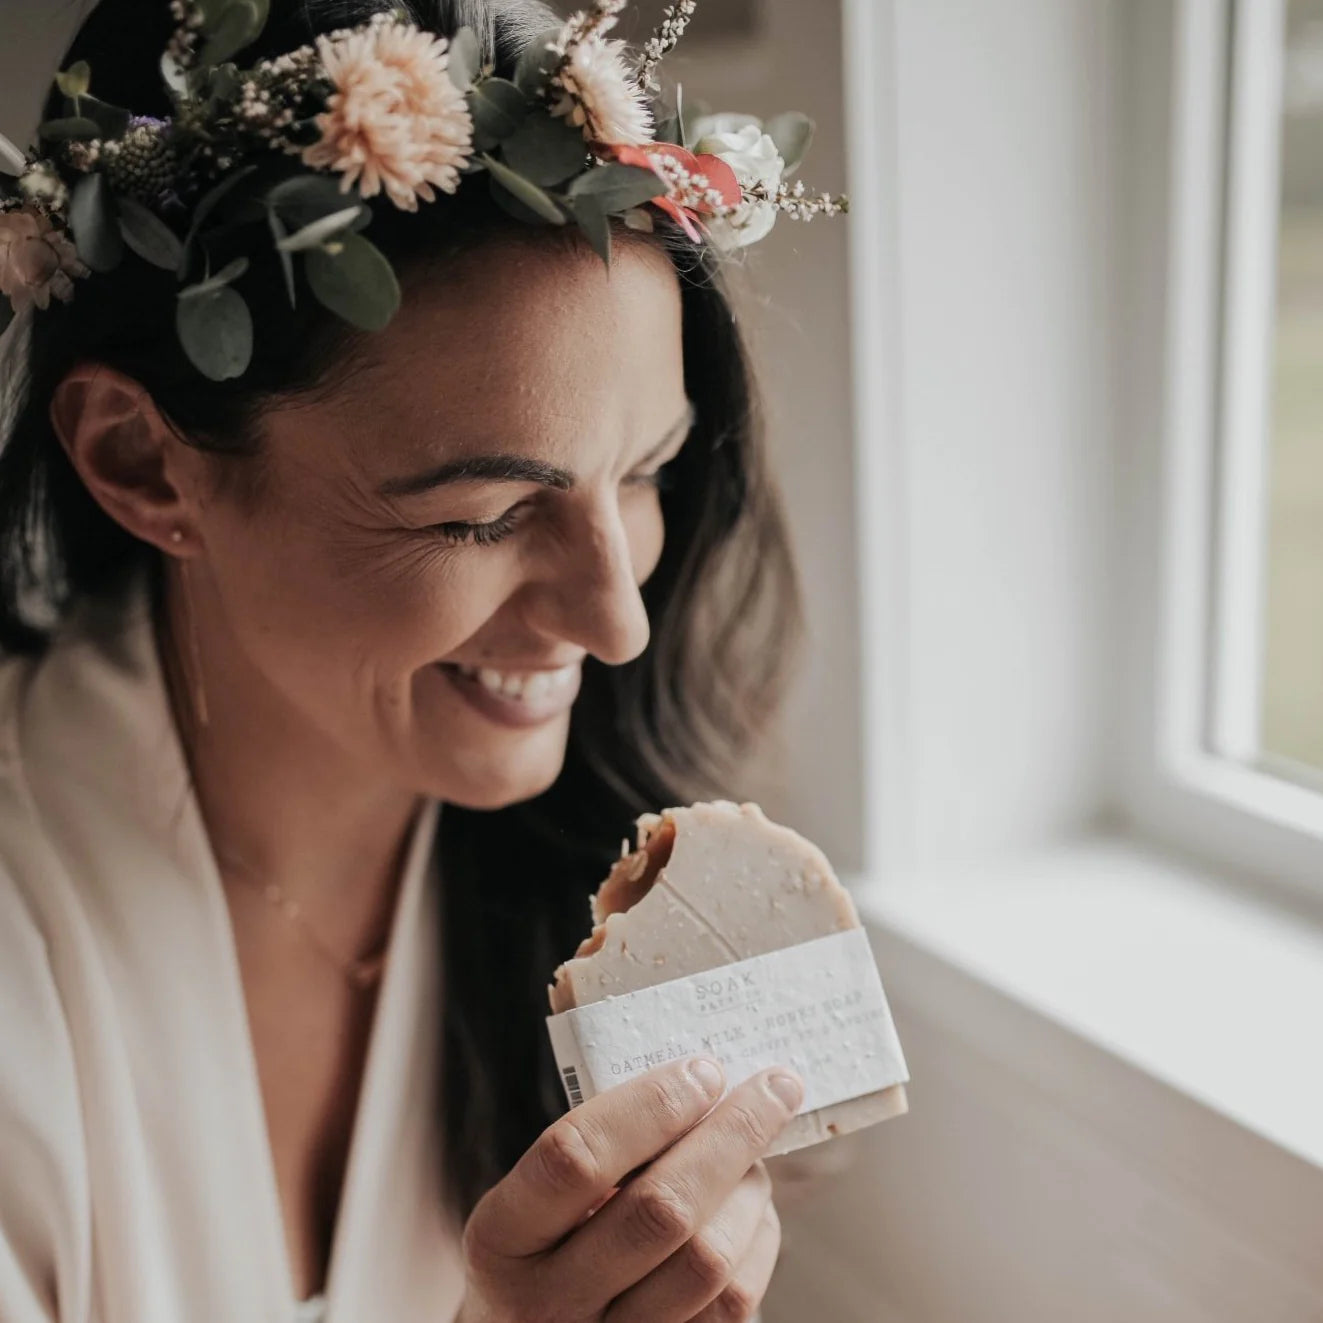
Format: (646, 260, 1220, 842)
(458, 662, 579, 704)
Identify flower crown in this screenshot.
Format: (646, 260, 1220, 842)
(0, 0, 847, 381)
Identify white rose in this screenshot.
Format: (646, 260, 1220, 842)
(691, 122, 784, 249)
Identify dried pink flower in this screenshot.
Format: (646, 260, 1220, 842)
(302, 18, 474, 212)
(550, 29, 654, 147)
(0, 206, 88, 313)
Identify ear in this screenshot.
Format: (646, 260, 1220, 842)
(50, 364, 205, 555)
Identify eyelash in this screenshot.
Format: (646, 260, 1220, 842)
(426, 466, 677, 547)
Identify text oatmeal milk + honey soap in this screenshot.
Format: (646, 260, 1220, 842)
(546, 801, 909, 1155)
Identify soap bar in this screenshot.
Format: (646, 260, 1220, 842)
(548, 801, 908, 1155)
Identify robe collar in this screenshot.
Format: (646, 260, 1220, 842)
(15, 570, 464, 1323)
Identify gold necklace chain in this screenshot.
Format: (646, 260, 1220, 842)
(226, 868, 388, 991)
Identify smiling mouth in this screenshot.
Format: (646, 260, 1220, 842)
(436, 661, 583, 727)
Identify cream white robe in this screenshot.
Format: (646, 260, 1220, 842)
(0, 577, 466, 1323)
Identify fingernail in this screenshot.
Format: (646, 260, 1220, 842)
(765, 1069, 804, 1113)
(687, 1056, 725, 1098)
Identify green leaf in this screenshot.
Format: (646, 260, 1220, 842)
(304, 232, 400, 331)
(176, 285, 253, 380)
(622, 206, 655, 232)
(567, 163, 661, 214)
(197, 0, 269, 68)
(267, 210, 296, 308)
(37, 116, 102, 142)
(204, 63, 242, 104)
(467, 78, 528, 151)
(480, 153, 565, 224)
(118, 197, 185, 270)
(654, 83, 684, 147)
(179, 256, 249, 298)
(680, 95, 714, 144)
(68, 172, 124, 272)
(55, 61, 91, 98)
(764, 111, 814, 174)
(499, 111, 587, 186)
(275, 205, 366, 252)
(568, 197, 611, 266)
(448, 25, 481, 92)
(513, 26, 563, 96)
(265, 173, 368, 229)
(75, 95, 131, 138)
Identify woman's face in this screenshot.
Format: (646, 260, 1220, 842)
(193, 237, 691, 809)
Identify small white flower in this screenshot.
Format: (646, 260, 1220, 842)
(17, 161, 69, 214)
(691, 122, 784, 248)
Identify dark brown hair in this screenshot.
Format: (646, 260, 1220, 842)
(0, 0, 803, 1219)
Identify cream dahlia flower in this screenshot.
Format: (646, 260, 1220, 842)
(0, 207, 87, 313)
(550, 31, 653, 147)
(303, 19, 474, 212)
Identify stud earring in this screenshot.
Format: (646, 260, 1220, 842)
(170, 529, 184, 545)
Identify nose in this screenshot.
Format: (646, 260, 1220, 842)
(532, 503, 652, 666)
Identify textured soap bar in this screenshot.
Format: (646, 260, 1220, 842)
(548, 801, 908, 1155)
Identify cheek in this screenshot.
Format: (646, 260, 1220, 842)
(205, 496, 510, 678)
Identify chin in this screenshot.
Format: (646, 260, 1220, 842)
(421, 733, 569, 810)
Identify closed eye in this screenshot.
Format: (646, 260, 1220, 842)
(423, 452, 682, 547)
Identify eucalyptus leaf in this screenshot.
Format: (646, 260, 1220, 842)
(568, 197, 611, 267)
(0, 132, 25, 176)
(198, 0, 269, 68)
(266, 173, 366, 229)
(513, 26, 562, 96)
(179, 255, 249, 298)
(488, 174, 554, 226)
(205, 63, 242, 104)
(275, 204, 366, 252)
(304, 232, 400, 331)
(37, 117, 102, 142)
(764, 111, 814, 174)
(679, 95, 713, 143)
(176, 285, 253, 380)
(68, 172, 124, 272)
(500, 111, 587, 187)
(448, 25, 481, 91)
(118, 197, 185, 270)
(267, 210, 296, 307)
(76, 95, 132, 139)
(55, 61, 91, 98)
(621, 206, 654, 232)
(567, 163, 660, 214)
(467, 78, 527, 150)
(480, 153, 564, 224)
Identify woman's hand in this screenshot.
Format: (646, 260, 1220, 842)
(455, 1056, 802, 1323)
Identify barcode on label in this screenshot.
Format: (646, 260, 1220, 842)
(561, 1064, 584, 1107)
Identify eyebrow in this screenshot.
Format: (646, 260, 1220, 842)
(377, 400, 697, 498)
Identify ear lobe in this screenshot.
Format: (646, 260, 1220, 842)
(49, 364, 195, 553)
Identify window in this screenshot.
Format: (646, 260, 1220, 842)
(1142, 0, 1323, 883)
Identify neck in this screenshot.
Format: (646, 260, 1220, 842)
(153, 562, 423, 946)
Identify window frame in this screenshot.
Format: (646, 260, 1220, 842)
(1132, 0, 1323, 893)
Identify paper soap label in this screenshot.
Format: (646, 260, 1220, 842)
(545, 928, 909, 1114)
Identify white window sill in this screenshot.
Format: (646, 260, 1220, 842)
(848, 834, 1323, 1176)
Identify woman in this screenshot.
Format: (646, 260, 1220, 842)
(0, 1, 835, 1319)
